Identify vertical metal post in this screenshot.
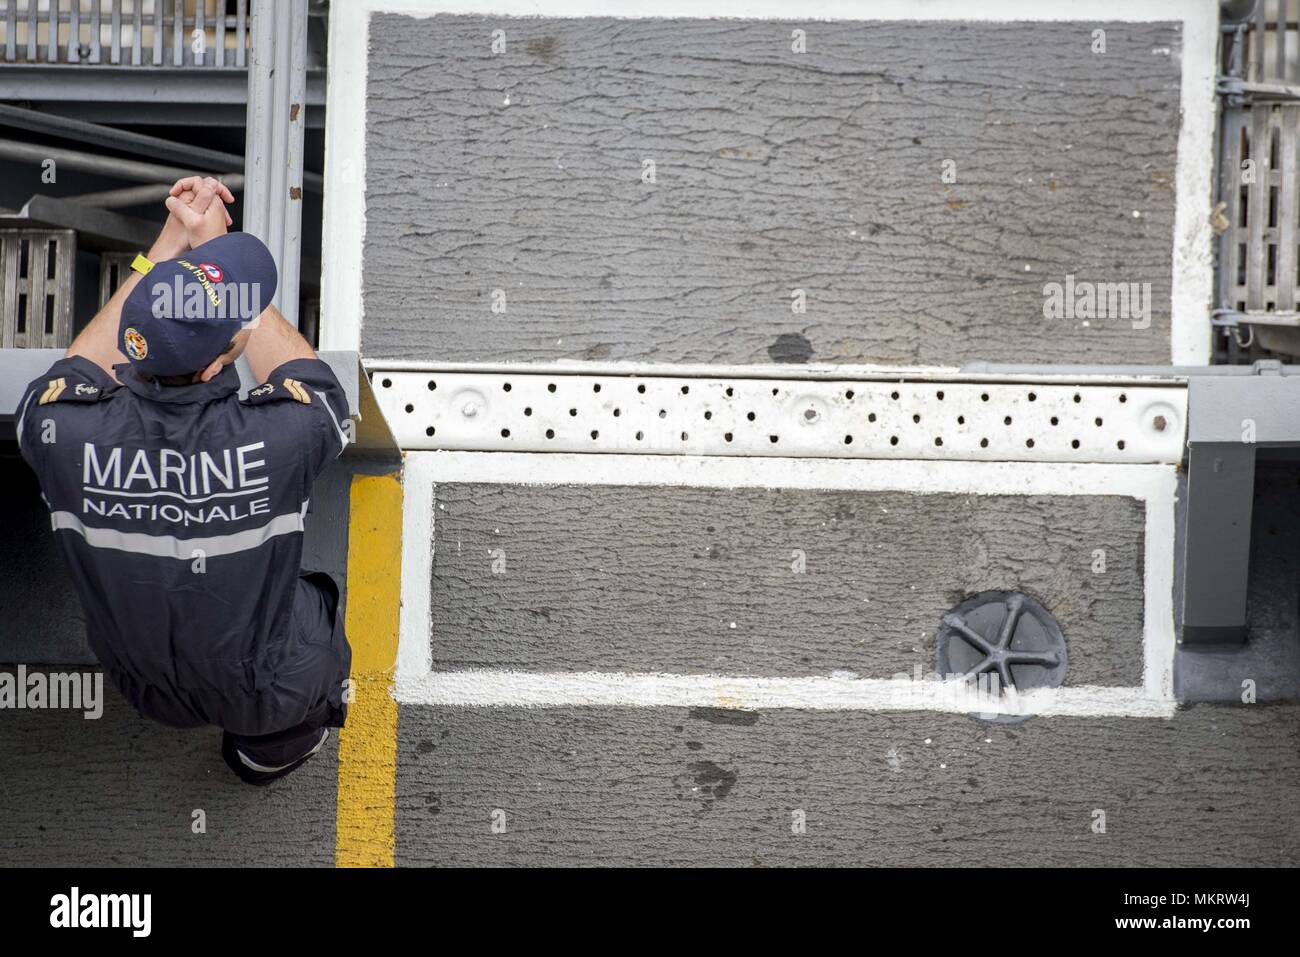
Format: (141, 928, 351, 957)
(243, 0, 307, 329)
(1181, 442, 1256, 644)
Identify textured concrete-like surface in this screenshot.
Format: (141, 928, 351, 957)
(430, 484, 1147, 685)
(0, 677, 338, 866)
(395, 703, 1300, 867)
(362, 15, 1181, 365)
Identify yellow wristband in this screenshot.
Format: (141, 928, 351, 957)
(130, 253, 154, 276)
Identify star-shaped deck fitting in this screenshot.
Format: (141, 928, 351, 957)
(942, 593, 1062, 693)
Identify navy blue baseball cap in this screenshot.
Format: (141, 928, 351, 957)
(119, 232, 277, 376)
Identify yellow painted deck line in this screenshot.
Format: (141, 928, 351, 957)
(336, 472, 403, 868)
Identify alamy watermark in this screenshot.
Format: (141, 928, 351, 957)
(150, 272, 264, 322)
(1042, 274, 1152, 330)
(892, 664, 1024, 719)
(0, 665, 103, 719)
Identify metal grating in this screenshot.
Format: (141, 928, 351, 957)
(1216, 0, 1300, 358)
(97, 251, 134, 308)
(0, 229, 75, 349)
(0, 0, 257, 68)
(371, 372, 1187, 464)
(1218, 105, 1300, 319)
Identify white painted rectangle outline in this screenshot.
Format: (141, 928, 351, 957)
(324, 0, 1217, 366)
(396, 451, 1178, 718)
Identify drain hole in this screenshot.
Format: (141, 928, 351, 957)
(980, 438, 989, 448)
(569, 408, 578, 416)
(637, 384, 646, 394)
(868, 412, 877, 422)
(1050, 416, 1059, 426)
(1028, 391, 1036, 402)
(936, 390, 945, 400)
(980, 393, 989, 402)
(548, 383, 557, 393)
(770, 435, 780, 444)
(1094, 417, 1103, 427)
(704, 411, 713, 420)
(501, 428, 511, 438)
(681, 385, 690, 395)
(726, 387, 735, 397)
(658, 409, 667, 418)
(613, 408, 621, 417)
(844, 434, 853, 445)
(681, 431, 689, 441)
(912, 413, 921, 423)
(427, 380, 437, 391)
(889, 435, 899, 446)
(1003, 416, 1012, 425)
(724, 432, 733, 442)
(845, 389, 855, 399)
(934, 436, 943, 446)
(1073, 393, 1082, 403)
(891, 390, 900, 400)
(747, 411, 756, 421)
(591, 430, 599, 440)
(636, 431, 644, 441)
(545, 429, 555, 439)
(425, 426, 435, 437)
(524, 407, 532, 416)
(1118, 393, 1127, 403)
(404, 403, 414, 413)
(1025, 438, 1035, 448)
(381, 378, 392, 389)
(593, 383, 601, 393)
(503, 382, 512, 392)
(1071, 439, 1080, 449)
(957, 415, 965, 425)
(1117, 439, 1126, 450)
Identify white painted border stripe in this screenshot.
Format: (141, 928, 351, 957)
(365, 357, 1191, 384)
(320, 0, 370, 352)
(398, 451, 437, 679)
(1141, 464, 1178, 700)
(409, 450, 1172, 499)
(1167, 0, 1218, 364)
(322, 0, 1216, 365)
(353, 0, 1210, 16)
(394, 671, 1176, 719)
(395, 451, 1178, 718)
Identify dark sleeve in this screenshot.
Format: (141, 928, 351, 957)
(15, 355, 116, 477)
(265, 357, 353, 481)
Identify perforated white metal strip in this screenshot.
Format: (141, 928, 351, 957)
(371, 372, 1187, 463)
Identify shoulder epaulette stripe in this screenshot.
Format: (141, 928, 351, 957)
(283, 377, 311, 404)
(38, 377, 66, 405)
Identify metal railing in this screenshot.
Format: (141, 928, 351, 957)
(1, 0, 245, 67)
(0, 1, 262, 68)
(1217, 0, 1300, 360)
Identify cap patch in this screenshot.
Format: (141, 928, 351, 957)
(123, 327, 149, 361)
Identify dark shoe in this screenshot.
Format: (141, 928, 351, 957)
(222, 727, 329, 786)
